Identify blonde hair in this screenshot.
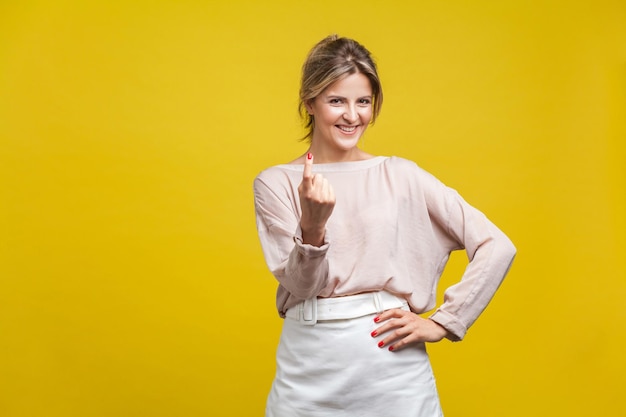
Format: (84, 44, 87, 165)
(299, 35, 383, 142)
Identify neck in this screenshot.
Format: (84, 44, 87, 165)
(306, 146, 371, 164)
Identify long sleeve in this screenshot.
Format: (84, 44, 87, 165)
(421, 169, 517, 341)
(253, 176, 331, 302)
(253, 156, 515, 334)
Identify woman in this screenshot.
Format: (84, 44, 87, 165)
(253, 35, 516, 417)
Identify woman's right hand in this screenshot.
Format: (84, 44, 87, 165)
(298, 153, 335, 246)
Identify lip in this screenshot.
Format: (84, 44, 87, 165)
(336, 125, 360, 135)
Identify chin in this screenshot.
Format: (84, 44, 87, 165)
(334, 138, 361, 150)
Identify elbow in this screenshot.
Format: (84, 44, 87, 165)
(474, 228, 517, 264)
(276, 269, 328, 299)
(274, 257, 330, 300)
(504, 235, 517, 262)
(474, 226, 516, 274)
(486, 222, 516, 261)
(286, 283, 326, 300)
(494, 233, 517, 274)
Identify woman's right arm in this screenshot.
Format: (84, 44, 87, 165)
(253, 157, 334, 299)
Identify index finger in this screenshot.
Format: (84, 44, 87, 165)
(373, 308, 405, 323)
(303, 152, 313, 180)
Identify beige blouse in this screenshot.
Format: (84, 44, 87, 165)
(253, 156, 516, 341)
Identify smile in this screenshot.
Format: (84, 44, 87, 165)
(337, 125, 358, 133)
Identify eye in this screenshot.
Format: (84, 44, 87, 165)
(329, 98, 342, 105)
(358, 98, 372, 105)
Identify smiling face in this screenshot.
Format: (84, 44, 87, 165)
(306, 72, 373, 162)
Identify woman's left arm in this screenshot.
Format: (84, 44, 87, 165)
(427, 187, 517, 341)
(372, 169, 516, 350)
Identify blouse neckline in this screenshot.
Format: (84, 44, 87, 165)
(276, 156, 389, 172)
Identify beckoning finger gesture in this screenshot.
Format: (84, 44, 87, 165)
(298, 153, 336, 246)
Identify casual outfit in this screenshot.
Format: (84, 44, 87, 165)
(253, 156, 516, 416)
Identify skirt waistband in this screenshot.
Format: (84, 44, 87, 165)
(285, 291, 408, 325)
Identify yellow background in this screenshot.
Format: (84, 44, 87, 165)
(1, 0, 624, 416)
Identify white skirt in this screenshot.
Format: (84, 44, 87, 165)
(266, 292, 443, 417)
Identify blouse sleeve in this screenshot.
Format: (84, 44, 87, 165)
(253, 175, 331, 300)
(420, 170, 517, 341)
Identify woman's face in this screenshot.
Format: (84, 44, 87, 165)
(306, 72, 373, 160)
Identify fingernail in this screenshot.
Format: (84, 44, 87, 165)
(307, 152, 312, 160)
(371, 330, 377, 337)
(388, 346, 395, 352)
(373, 316, 380, 323)
(378, 341, 385, 348)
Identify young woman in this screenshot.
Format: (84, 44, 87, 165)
(253, 35, 516, 417)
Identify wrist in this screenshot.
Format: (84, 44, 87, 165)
(300, 224, 326, 247)
(428, 318, 451, 340)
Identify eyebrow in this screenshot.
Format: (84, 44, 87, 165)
(325, 94, 373, 99)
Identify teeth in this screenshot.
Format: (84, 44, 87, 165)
(338, 125, 357, 132)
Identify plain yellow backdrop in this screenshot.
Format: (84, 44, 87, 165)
(1, 0, 624, 416)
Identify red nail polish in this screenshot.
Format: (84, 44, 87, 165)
(307, 152, 312, 160)
(371, 331, 377, 337)
(389, 346, 395, 352)
(374, 316, 380, 323)
(378, 341, 385, 348)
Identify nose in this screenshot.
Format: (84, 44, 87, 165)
(343, 104, 358, 123)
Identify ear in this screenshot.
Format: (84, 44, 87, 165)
(304, 99, 315, 115)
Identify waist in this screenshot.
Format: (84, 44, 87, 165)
(285, 291, 408, 325)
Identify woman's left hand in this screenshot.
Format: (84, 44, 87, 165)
(371, 309, 450, 352)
